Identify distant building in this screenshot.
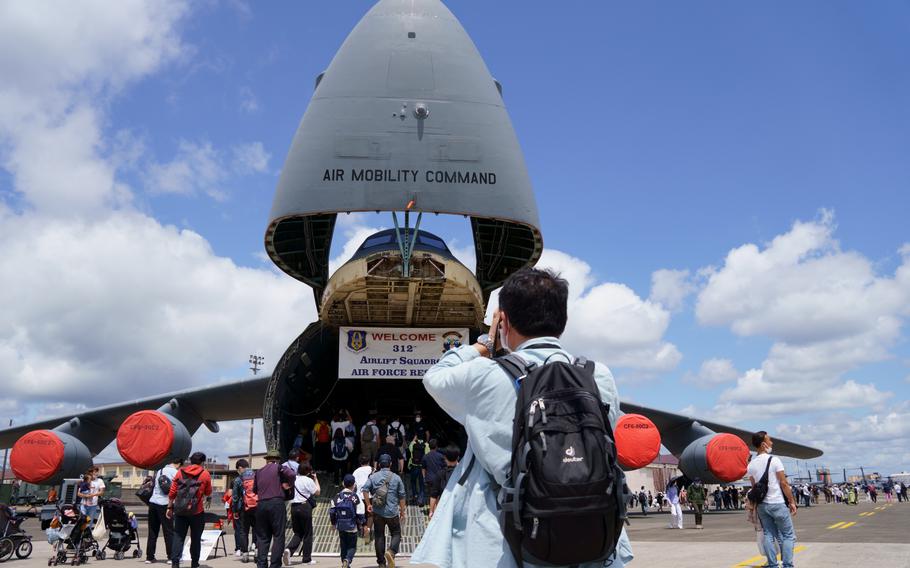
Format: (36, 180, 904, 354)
(623, 454, 682, 494)
(94, 460, 230, 493)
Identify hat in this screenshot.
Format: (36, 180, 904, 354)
(342, 474, 356, 487)
(378, 453, 392, 467)
(265, 449, 281, 460)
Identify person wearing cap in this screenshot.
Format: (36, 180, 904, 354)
(330, 474, 366, 568)
(253, 450, 296, 568)
(361, 453, 407, 568)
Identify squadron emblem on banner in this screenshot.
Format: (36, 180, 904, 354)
(346, 329, 368, 353)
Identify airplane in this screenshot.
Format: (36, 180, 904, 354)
(0, 0, 820, 498)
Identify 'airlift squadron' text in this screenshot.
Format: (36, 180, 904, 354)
(323, 168, 496, 185)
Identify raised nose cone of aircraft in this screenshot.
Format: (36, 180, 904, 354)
(266, 0, 541, 303)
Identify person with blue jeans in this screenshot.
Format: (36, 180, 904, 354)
(748, 431, 798, 568)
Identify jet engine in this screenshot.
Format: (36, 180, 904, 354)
(614, 413, 661, 470)
(116, 409, 194, 470)
(678, 433, 750, 484)
(10, 430, 93, 485)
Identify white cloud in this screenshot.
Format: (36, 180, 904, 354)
(147, 139, 224, 199)
(776, 403, 910, 472)
(533, 250, 681, 374)
(146, 139, 272, 200)
(239, 86, 259, 113)
(692, 212, 909, 416)
(696, 211, 909, 344)
(232, 141, 270, 175)
(0, 211, 316, 404)
(683, 358, 739, 388)
(650, 268, 696, 311)
(0, 1, 189, 216)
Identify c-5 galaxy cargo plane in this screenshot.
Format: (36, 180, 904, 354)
(0, 0, 820, 492)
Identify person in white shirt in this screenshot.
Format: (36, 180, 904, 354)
(748, 431, 798, 568)
(284, 463, 320, 566)
(146, 460, 179, 564)
(77, 469, 105, 526)
(352, 455, 374, 541)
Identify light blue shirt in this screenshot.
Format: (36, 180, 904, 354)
(362, 468, 407, 518)
(411, 337, 633, 568)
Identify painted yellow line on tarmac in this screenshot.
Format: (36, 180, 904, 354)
(838, 521, 857, 529)
(732, 545, 807, 567)
(859, 511, 876, 517)
(828, 521, 846, 528)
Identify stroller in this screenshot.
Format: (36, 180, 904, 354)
(96, 499, 141, 560)
(0, 504, 33, 562)
(47, 504, 98, 566)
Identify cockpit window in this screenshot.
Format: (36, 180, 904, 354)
(362, 234, 394, 249)
(418, 235, 446, 250)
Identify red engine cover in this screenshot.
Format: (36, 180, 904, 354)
(116, 410, 175, 469)
(614, 413, 661, 469)
(11, 430, 65, 483)
(706, 433, 750, 482)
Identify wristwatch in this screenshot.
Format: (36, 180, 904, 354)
(476, 334, 494, 356)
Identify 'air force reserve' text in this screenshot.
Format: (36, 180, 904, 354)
(323, 168, 496, 184)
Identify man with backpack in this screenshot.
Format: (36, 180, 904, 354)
(146, 459, 179, 564)
(747, 431, 798, 568)
(360, 419, 380, 465)
(166, 452, 212, 568)
(361, 454, 407, 568)
(330, 474, 366, 568)
(231, 459, 257, 559)
(406, 435, 430, 506)
(412, 267, 633, 568)
(427, 444, 460, 519)
(253, 450, 296, 568)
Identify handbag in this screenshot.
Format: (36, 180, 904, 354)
(91, 508, 108, 541)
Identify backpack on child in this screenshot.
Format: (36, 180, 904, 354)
(331, 491, 359, 532)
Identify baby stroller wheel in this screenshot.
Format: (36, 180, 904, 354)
(132, 550, 141, 558)
(15, 540, 33, 559)
(0, 538, 13, 562)
(114, 551, 124, 560)
(97, 550, 106, 560)
(241, 553, 250, 563)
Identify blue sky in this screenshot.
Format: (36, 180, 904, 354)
(0, 1, 908, 475)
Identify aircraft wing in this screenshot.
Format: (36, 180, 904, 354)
(620, 401, 823, 460)
(0, 376, 268, 451)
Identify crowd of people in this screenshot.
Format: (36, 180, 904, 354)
(199, 412, 464, 568)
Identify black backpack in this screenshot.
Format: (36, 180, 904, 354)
(496, 349, 626, 566)
(135, 475, 154, 505)
(172, 470, 202, 516)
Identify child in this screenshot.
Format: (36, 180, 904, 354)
(329, 474, 365, 568)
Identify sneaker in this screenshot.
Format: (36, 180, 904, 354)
(341, 560, 349, 568)
(282, 549, 290, 566)
(234, 551, 242, 558)
(301, 561, 317, 565)
(145, 561, 153, 565)
(385, 550, 395, 568)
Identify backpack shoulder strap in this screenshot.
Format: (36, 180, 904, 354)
(495, 354, 535, 391)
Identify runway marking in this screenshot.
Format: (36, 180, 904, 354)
(732, 545, 806, 567)
(838, 521, 857, 529)
(828, 521, 846, 528)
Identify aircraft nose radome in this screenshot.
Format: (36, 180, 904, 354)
(367, 0, 456, 19)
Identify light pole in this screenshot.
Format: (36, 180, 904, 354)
(248, 354, 264, 465)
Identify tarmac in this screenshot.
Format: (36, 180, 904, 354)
(10, 500, 910, 568)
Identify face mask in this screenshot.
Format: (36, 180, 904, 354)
(499, 322, 512, 352)
(415, 417, 421, 423)
(765, 442, 773, 453)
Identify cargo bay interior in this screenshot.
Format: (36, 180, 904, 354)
(264, 321, 472, 458)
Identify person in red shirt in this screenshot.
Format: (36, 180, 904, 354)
(166, 452, 213, 568)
